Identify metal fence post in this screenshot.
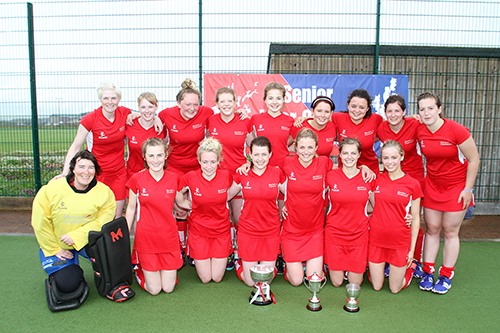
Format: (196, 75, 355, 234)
(374, 0, 381, 74)
(199, 0, 203, 103)
(27, 2, 42, 193)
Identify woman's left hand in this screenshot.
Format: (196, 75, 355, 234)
(458, 190, 473, 210)
(60, 234, 74, 246)
(405, 213, 413, 227)
(235, 108, 249, 120)
(154, 116, 164, 134)
(360, 165, 376, 183)
(281, 206, 288, 220)
(406, 250, 415, 268)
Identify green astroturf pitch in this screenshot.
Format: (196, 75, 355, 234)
(1, 236, 498, 332)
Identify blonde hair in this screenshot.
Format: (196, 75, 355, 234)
(295, 128, 318, 147)
(380, 140, 404, 158)
(215, 87, 236, 102)
(339, 137, 361, 154)
(197, 137, 223, 162)
(97, 82, 122, 100)
(138, 92, 158, 107)
(263, 82, 286, 100)
(176, 78, 201, 103)
(141, 137, 168, 169)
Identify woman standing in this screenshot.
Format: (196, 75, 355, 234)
(125, 93, 167, 179)
(125, 138, 182, 295)
(60, 82, 131, 217)
(416, 92, 479, 294)
(250, 82, 294, 168)
(368, 140, 422, 293)
(176, 138, 235, 283)
(281, 129, 333, 286)
(325, 138, 373, 287)
(290, 96, 337, 157)
(331, 89, 384, 174)
(230, 136, 285, 286)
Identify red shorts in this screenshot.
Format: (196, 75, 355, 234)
(281, 228, 324, 263)
(237, 233, 280, 262)
(324, 243, 368, 274)
(187, 231, 232, 260)
(98, 169, 127, 201)
(368, 245, 408, 267)
(423, 178, 474, 212)
(132, 250, 183, 271)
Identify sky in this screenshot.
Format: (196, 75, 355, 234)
(1, 0, 499, 117)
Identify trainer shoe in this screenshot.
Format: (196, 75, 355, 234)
(413, 261, 424, 279)
(419, 272, 434, 291)
(226, 253, 235, 271)
(187, 255, 195, 267)
(275, 255, 284, 275)
(432, 276, 452, 294)
(384, 263, 390, 277)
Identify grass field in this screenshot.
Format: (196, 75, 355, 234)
(1, 236, 498, 333)
(0, 126, 78, 196)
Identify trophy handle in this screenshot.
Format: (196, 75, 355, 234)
(320, 276, 327, 289)
(303, 277, 310, 289)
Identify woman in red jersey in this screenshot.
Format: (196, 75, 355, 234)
(280, 129, 333, 286)
(332, 89, 384, 174)
(230, 136, 285, 287)
(125, 92, 167, 180)
(325, 138, 374, 288)
(377, 94, 425, 278)
(208, 87, 254, 253)
(176, 137, 236, 283)
(416, 92, 479, 294)
(60, 82, 131, 217)
(290, 96, 338, 157)
(368, 140, 422, 294)
(125, 138, 181, 295)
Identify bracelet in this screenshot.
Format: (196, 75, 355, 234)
(464, 188, 474, 193)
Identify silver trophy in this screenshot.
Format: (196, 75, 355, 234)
(303, 272, 327, 311)
(344, 283, 361, 312)
(249, 265, 274, 306)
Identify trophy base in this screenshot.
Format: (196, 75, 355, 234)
(249, 295, 272, 306)
(343, 305, 360, 313)
(307, 303, 322, 311)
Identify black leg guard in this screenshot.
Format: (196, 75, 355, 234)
(45, 275, 89, 312)
(86, 217, 135, 302)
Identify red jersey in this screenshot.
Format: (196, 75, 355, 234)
(179, 169, 233, 237)
(233, 166, 285, 237)
(251, 112, 294, 167)
(377, 118, 424, 183)
(290, 120, 337, 157)
(282, 155, 333, 234)
(207, 114, 252, 175)
(332, 112, 383, 173)
(80, 106, 131, 174)
(369, 172, 423, 249)
(126, 169, 180, 253)
(125, 118, 167, 179)
(416, 119, 470, 185)
(159, 105, 213, 174)
(325, 169, 374, 245)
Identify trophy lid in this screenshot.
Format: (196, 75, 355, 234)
(307, 272, 325, 282)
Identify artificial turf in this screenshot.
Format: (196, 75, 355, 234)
(1, 236, 498, 332)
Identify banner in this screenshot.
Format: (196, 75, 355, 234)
(203, 74, 409, 119)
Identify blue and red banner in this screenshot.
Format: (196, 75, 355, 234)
(203, 74, 408, 118)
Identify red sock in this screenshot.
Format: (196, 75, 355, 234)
(414, 228, 425, 262)
(176, 220, 188, 250)
(402, 262, 417, 290)
(439, 265, 455, 279)
(134, 265, 146, 290)
(175, 276, 178, 286)
(234, 259, 244, 282)
(423, 262, 435, 274)
(283, 265, 290, 282)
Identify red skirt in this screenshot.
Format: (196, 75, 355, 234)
(281, 228, 324, 263)
(324, 243, 368, 274)
(132, 250, 183, 271)
(368, 244, 408, 267)
(187, 231, 232, 260)
(237, 233, 280, 262)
